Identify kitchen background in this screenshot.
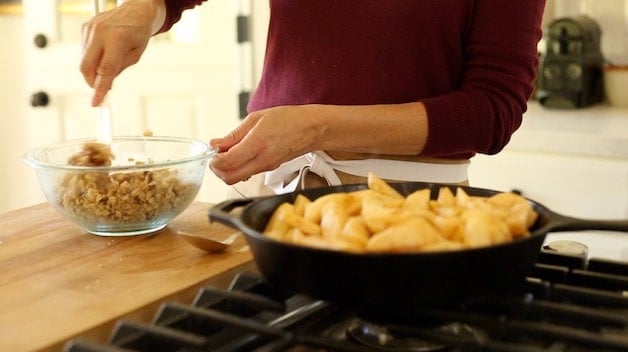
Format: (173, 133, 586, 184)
(0, 0, 627, 221)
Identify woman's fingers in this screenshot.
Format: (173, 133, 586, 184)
(80, 19, 107, 89)
(79, 2, 155, 106)
(209, 106, 317, 185)
(210, 149, 260, 185)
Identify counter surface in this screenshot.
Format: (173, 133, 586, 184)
(510, 102, 628, 159)
(0, 202, 252, 352)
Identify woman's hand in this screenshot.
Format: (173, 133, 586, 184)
(209, 105, 327, 185)
(80, 0, 165, 106)
(209, 102, 429, 185)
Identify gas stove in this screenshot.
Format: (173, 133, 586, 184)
(64, 237, 628, 352)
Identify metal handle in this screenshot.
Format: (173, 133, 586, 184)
(545, 211, 628, 233)
(208, 198, 257, 232)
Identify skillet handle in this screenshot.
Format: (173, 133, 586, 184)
(208, 198, 256, 232)
(547, 212, 628, 233)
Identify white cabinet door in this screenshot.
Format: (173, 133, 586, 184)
(21, 0, 239, 205)
(469, 151, 628, 219)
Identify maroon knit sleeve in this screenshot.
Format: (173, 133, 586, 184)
(420, 0, 545, 158)
(158, 0, 207, 33)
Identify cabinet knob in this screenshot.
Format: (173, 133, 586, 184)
(33, 33, 48, 49)
(30, 91, 50, 107)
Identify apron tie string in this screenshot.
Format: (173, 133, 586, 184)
(264, 151, 470, 194)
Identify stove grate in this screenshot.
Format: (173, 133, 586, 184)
(64, 251, 628, 352)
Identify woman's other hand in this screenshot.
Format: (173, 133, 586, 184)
(209, 102, 428, 185)
(80, 0, 165, 106)
(209, 105, 326, 185)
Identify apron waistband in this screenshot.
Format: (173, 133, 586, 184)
(264, 151, 470, 194)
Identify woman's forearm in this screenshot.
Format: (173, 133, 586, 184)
(310, 102, 429, 156)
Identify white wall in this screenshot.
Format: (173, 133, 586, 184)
(250, 1, 269, 85)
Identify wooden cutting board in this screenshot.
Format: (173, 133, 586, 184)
(0, 201, 253, 352)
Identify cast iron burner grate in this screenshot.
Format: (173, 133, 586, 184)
(65, 247, 628, 352)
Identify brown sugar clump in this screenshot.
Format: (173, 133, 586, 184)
(58, 142, 196, 225)
(67, 142, 114, 166)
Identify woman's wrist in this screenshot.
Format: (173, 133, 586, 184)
(119, 0, 166, 35)
(149, 0, 166, 35)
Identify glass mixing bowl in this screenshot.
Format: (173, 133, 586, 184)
(23, 136, 216, 236)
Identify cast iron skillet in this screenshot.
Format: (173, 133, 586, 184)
(209, 182, 628, 315)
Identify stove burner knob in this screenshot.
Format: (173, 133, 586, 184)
(542, 240, 588, 257)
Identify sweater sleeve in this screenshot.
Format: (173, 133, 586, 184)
(420, 0, 545, 158)
(158, 0, 207, 33)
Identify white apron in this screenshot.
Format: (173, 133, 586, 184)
(227, 151, 470, 199)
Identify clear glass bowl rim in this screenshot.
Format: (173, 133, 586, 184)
(23, 135, 216, 172)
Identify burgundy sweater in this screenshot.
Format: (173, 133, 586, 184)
(162, 0, 545, 159)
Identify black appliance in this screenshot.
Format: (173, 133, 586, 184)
(538, 15, 605, 109)
(64, 243, 628, 352)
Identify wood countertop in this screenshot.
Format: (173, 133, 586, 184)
(0, 201, 254, 352)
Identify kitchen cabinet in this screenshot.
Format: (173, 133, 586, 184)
(469, 102, 628, 219)
(7, 0, 242, 213)
(22, 0, 240, 144)
(0, 15, 30, 213)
